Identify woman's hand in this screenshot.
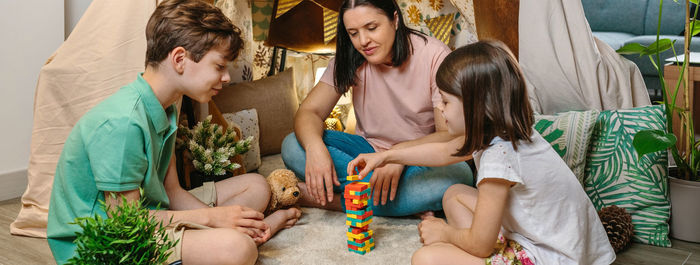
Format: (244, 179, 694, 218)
(368, 163, 404, 206)
(305, 143, 340, 206)
(207, 205, 269, 242)
(418, 216, 453, 245)
(347, 152, 403, 205)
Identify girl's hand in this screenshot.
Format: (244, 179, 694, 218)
(368, 163, 404, 206)
(346, 152, 389, 178)
(418, 216, 452, 245)
(305, 144, 340, 206)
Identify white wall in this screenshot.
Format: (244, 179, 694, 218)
(65, 0, 92, 39)
(0, 2, 65, 200)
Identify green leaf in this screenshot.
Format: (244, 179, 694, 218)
(691, 20, 700, 37)
(633, 129, 676, 158)
(616, 43, 646, 54)
(641, 39, 674, 55)
(691, 0, 699, 5)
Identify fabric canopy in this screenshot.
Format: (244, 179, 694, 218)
(519, 0, 651, 114)
(11, 0, 158, 238)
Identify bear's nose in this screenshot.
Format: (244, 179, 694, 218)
(293, 191, 300, 197)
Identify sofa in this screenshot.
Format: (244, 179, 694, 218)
(582, 0, 699, 101)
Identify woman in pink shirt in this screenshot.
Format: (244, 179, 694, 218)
(281, 0, 473, 216)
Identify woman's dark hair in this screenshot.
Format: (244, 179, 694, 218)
(436, 40, 533, 155)
(333, 0, 426, 94)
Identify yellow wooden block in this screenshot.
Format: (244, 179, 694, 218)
(347, 213, 362, 219)
(358, 242, 375, 252)
(346, 230, 373, 239)
(352, 199, 368, 205)
(346, 175, 361, 181)
(346, 219, 373, 227)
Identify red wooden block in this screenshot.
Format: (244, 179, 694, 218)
(349, 227, 369, 233)
(354, 236, 372, 243)
(345, 182, 370, 191)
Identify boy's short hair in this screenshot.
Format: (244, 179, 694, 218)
(145, 0, 243, 68)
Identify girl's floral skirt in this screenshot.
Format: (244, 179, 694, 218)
(485, 232, 535, 265)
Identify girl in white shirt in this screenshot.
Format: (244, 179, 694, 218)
(347, 40, 615, 264)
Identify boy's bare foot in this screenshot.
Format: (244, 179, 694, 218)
(257, 208, 302, 245)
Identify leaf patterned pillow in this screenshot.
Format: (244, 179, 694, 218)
(534, 110, 600, 185)
(584, 105, 670, 247)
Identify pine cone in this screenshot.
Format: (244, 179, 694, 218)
(598, 205, 634, 253)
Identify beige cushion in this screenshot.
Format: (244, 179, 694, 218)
(223, 109, 262, 172)
(213, 69, 298, 156)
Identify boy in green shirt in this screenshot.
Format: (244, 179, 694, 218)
(47, 1, 301, 264)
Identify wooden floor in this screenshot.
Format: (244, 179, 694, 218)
(1, 197, 700, 265)
(1, 198, 55, 265)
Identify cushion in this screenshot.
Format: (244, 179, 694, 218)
(223, 109, 262, 172)
(584, 105, 671, 247)
(213, 68, 298, 156)
(534, 110, 600, 185)
(257, 154, 287, 177)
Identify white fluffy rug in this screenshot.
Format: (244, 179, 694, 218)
(256, 207, 422, 265)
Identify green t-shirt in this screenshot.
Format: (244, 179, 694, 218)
(47, 74, 178, 264)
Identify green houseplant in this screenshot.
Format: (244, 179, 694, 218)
(67, 193, 178, 265)
(177, 115, 252, 178)
(618, 0, 700, 242)
(619, 0, 698, 178)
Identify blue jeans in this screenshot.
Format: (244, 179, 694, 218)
(281, 130, 474, 216)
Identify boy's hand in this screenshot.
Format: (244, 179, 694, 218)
(418, 216, 452, 245)
(209, 205, 268, 238)
(305, 144, 340, 206)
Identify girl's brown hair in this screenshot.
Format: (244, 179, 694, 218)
(436, 40, 533, 155)
(145, 0, 243, 68)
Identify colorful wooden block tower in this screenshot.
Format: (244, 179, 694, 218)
(344, 175, 375, 255)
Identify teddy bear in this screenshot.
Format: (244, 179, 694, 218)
(265, 169, 301, 215)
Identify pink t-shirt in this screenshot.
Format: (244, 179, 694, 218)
(320, 34, 451, 151)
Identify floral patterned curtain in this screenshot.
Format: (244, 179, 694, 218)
(398, 0, 477, 49)
(215, 0, 255, 83)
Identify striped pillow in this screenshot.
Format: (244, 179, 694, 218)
(534, 110, 600, 185)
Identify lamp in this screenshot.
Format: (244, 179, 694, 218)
(266, 0, 342, 53)
(265, 0, 343, 75)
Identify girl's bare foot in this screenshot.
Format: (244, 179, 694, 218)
(257, 208, 302, 245)
(417, 211, 435, 220)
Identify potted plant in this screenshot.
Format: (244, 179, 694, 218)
(177, 115, 252, 186)
(67, 193, 178, 265)
(619, 0, 700, 242)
